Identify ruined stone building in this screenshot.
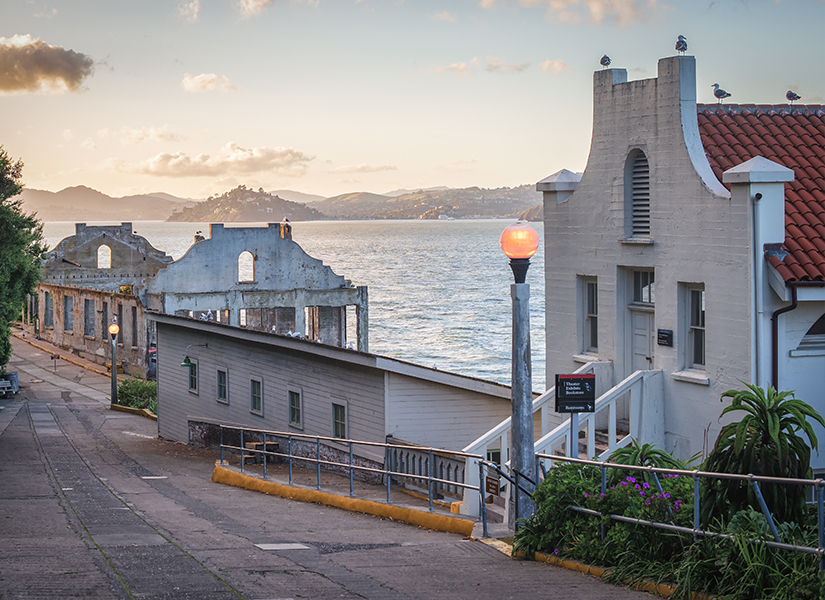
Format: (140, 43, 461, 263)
(26, 222, 368, 377)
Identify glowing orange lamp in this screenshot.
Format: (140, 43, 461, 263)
(500, 222, 539, 283)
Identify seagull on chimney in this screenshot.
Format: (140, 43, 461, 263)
(675, 35, 688, 54)
(600, 54, 611, 69)
(711, 83, 731, 104)
(786, 90, 802, 104)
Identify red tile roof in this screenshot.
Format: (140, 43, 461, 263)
(697, 104, 825, 282)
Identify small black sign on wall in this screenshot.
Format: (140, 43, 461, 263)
(657, 329, 673, 347)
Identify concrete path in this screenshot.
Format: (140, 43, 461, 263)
(0, 334, 652, 599)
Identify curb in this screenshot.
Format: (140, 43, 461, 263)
(211, 462, 475, 537)
(109, 403, 158, 421)
(11, 332, 124, 380)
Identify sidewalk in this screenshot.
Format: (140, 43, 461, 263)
(1, 334, 652, 600)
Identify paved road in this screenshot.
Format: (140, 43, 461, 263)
(0, 336, 651, 599)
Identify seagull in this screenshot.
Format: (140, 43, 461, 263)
(600, 54, 611, 69)
(675, 35, 688, 54)
(786, 90, 802, 104)
(711, 83, 731, 104)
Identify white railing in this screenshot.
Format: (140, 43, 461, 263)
(459, 361, 614, 517)
(460, 366, 665, 521)
(534, 369, 664, 460)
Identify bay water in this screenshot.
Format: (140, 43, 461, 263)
(42, 220, 546, 391)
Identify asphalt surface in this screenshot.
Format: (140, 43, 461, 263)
(0, 334, 652, 599)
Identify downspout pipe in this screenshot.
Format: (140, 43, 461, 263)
(771, 280, 825, 389)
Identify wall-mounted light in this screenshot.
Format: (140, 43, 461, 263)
(180, 343, 208, 368)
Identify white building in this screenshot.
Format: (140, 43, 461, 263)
(538, 54, 825, 469)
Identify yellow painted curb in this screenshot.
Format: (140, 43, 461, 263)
(211, 462, 475, 537)
(109, 403, 157, 421)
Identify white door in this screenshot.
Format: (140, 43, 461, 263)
(630, 308, 654, 372)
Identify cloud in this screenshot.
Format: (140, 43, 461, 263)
(62, 129, 74, 140)
(481, 0, 665, 25)
(486, 57, 529, 74)
(433, 57, 480, 77)
(178, 0, 201, 22)
(236, 0, 318, 18)
(0, 34, 94, 94)
(540, 58, 570, 75)
(33, 7, 58, 18)
(120, 126, 183, 144)
(81, 138, 96, 150)
(125, 142, 314, 178)
(331, 164, 397, 174)
(181, 73, 237, 92)
(433, 10, 457, 21)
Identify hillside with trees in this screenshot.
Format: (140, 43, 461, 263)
(19, 186, 193, 221)
(166, 186, 327, 222)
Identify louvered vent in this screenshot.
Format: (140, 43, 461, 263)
(631, 153, 650, 236)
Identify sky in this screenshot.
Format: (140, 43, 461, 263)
(2, 0, 824, 200)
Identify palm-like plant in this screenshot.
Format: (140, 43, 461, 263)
(702, 383, 825, 525)
(607, 439, 691, 485)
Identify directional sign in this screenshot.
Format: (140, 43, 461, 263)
(555, 373, 596, 413)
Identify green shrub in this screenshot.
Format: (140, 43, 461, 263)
(117, 377, 157, 414)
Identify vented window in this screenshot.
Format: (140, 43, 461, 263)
(627, 151, 651, 237)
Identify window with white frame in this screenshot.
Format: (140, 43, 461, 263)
(332, 403, 346, 439)
(289, 390, 302, 428)
(678, 283, 705, 370)
(792, 313, 825, 356)
(216, 369, 228, 403)
(250, 378, 263, 415)
(581, 277, 598, 353)
(633, 270, 655, 305)
(188, 360, 198, 394)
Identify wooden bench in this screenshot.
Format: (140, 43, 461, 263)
(243, 440, 280, 464)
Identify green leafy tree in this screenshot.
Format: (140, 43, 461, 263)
(0, 147, 46, 372)
(702, 383, 825, 525)
(606, 438, 694, 486)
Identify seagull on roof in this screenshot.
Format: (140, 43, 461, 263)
(675, 35, 688, 54)
(600, 54, 611, 69)
(711, 83, 731, 104)
(786, 90, 802, 104)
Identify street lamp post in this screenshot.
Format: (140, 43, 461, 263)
(108, 318, 119, 406)
(500, 222, 540, 525)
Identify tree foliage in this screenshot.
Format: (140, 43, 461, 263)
(702, 383, 825, 525)
(0, 147, 46, 371)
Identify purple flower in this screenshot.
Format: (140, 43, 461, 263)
(642, 482, 650, 489)
(599, 493, 605, 498)
(554, 548, 559, 555)
(635, 484, 641, 489)
(584, 492, 589, 498)
(626, 476, 636, 483)
(620, 482, 627, 486)
(639, 491, 645, 497)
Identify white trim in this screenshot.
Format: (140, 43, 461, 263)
(671, 370, 709, 386)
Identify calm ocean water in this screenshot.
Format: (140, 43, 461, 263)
(42, 220, 546, 391)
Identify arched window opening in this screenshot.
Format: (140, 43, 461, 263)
(97, 244, 112, 269)
(794, 313, 825, 354)
(625, 150, 650, 237)
(238, 251, 255, 282)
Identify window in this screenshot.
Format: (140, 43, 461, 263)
(633, 270, 655, 304)
(289, 390, 302, 428)
(84, 299, 95, 337)
(216, 369, 228, 403)
(188, 360, 198, 393)
(238, 251, 255, 282)
(791, 313, 825, 356)
(250, 378, 263, 415)
(625, 150, 651, 238)
(97, 244, 111, 269)
(131, 306, 137, 347)
(689, 288, 705, 368)
(44, 292, 53, 328)
(332, 403, 346, 439)
(63, 296, 74, 331)
(101, 301, 108, 339)
(580, 277, 598, 353)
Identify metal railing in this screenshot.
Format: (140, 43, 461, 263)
(218, 425, 483, 514)
(537, 453, 825, 571)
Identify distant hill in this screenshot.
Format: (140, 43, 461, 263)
(311, 185, 542, 220)
(166, 185, 327, 222)
(383, 186, 450, 198)
(270, 189, 325, 204)
(19, 186, 195, 221)
(520, 204, 543, 222)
